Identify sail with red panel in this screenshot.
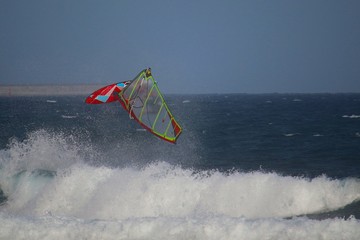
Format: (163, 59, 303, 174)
(85, 68, 182, 144)
(85, 81, 130, 104)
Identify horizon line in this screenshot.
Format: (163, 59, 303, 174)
(0, 85, 359, 97)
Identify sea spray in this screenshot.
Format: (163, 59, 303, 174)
(1, 159, 360, 220)
(0, 213, 360, 240)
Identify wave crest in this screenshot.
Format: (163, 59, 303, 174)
(1, 130, 359, 221)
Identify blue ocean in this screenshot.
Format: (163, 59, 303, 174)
(1, 93, 360, 239)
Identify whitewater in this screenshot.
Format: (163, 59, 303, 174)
(0, 130, 359, 239)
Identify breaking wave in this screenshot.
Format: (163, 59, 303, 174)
(1, 130, 360, 239)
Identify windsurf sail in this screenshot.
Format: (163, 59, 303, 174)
(85, 82, 129, 104)
(85, 68, 182, 144)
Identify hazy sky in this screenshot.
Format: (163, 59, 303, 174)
(1, 0, 360, 94)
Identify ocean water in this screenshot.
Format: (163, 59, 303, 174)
(0, 93, 360, 239)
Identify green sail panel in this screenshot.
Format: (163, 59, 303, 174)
(119, 69, 182, 143)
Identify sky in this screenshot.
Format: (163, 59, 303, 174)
(1, 0, 360, 94)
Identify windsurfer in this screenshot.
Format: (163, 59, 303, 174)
(145, 68, 152, 77)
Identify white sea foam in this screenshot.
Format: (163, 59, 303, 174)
(61, 115, 77, 119)
(283, 133, 299, 137)
(313, 133, 324, 137)
(342, 115, 360, 119)
(1, 161, 359, 220)
(136, 128, 147, 132)
(0, 213, 359, 240)
(1, 130, 360, 239)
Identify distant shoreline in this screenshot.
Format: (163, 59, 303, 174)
(1, 85, 359, 96)
(0, 85, 103, 96)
